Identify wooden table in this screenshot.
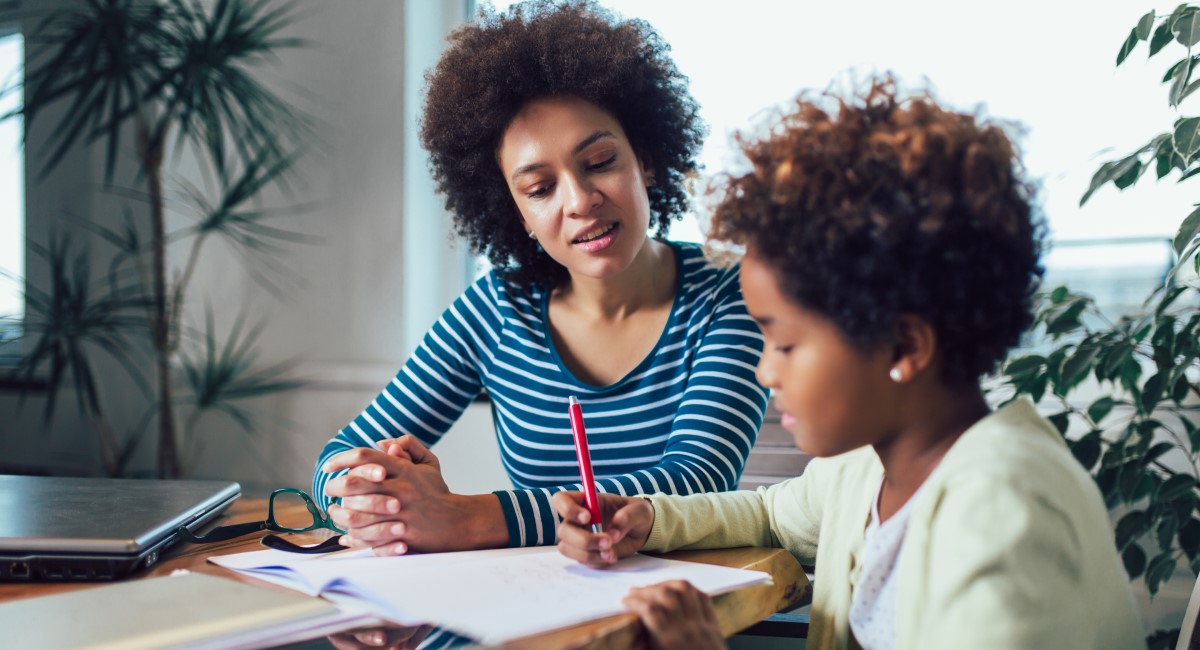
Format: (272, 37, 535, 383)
(0, 499, 811, 649)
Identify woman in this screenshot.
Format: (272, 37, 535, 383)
(554, 79, 1143, 648)
(312, 0, 769, 555)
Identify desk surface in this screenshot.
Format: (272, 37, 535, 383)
(0, 497, 811, 649)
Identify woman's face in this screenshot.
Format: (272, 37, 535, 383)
(740, 251, 898, 457)
(497, 96, 653, 281)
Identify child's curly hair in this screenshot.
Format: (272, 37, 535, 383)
(420, 0, 704, 289)
(710, 78, 1045, 383)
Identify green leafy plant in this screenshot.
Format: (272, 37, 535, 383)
(1, 0, 312, 477)
(1002, 5, 1200, 647)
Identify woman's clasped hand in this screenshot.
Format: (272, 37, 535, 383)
(323, 437, 507, 555)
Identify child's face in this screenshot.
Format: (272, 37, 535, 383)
(740, 251, 897, 457)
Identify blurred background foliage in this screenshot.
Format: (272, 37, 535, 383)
(0, 0, 315, 478)
(1001, 6, 1200, 647)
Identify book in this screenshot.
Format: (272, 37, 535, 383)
(0, 571, 369, 650)
(210, 545, 773, 644)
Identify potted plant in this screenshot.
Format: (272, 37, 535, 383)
(1002, 6, 1200, 647)
(1, 0, 312, 478)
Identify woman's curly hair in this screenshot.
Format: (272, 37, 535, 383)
(420, 0, 704, 289)
(710, 78, 1045, 384)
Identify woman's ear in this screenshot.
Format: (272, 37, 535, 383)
(888, 315, 936, 384)
(517, 213, 534, 240)
(636, 152, 655, 187)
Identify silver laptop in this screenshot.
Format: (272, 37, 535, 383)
(0, 475, 240, 582)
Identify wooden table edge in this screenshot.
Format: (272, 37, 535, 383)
(0, 499, 812, 650)
(497, 547, 811, 650)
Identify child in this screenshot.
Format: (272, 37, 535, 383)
(552, 78, 1143, 649)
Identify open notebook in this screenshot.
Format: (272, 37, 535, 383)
(210, 545, 772, 644)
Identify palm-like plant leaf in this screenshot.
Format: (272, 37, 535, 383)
(2, 0, 312, 479)
(17, 0, 167, 182)
(150, 0, 310, 182)
(13, 232, 152, 418)
(10, 0, 309, 185)
(55, 209, 153, 303)
(171, 145, 318, 296)
(179, 308, 303, 436)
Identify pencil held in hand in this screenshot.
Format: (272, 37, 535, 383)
(568, 396, 604, 533)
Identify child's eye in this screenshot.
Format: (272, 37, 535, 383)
(587, 154, 617, 172)
(774, 345, 793, 355)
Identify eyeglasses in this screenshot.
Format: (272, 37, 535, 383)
(177, 488, 347, 554)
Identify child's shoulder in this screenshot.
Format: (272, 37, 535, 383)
(927, 399, 1104, 518)
(941, 399, 1084, 482)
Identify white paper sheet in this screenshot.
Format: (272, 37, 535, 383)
(211, 546, 771, 643)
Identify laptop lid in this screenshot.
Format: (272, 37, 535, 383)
(0, 475, 240, 582)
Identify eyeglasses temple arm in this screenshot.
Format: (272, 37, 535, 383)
(177, 520, 269, 544)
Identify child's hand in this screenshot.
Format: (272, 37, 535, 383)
(623, 580, 724, 650)
(552, 491, 654, 567)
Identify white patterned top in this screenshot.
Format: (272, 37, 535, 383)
(849, 479, 927, 650)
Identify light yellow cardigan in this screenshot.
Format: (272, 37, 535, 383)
(645, 399, 1144, 649)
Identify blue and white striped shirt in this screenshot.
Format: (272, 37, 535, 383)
(313, 241, 768, 546)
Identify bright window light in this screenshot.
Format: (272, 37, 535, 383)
(0, 30, 22, 328)
(488, 0, 1192, 257)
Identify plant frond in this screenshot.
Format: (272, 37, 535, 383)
(178, 306, 304, 422)
(14, 231, 148, 422)
(161, 0, 311, 183)
(16, 0, 170, 183)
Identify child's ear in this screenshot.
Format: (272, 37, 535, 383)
(888, 315, 936, 384)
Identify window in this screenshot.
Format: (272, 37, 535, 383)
(491, 1, 1187, 315)
(0, 28, 22, 338)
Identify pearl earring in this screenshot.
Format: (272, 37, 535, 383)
(889, 367, 903, 383)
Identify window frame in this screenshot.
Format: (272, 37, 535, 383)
(0, 24, 24, 366)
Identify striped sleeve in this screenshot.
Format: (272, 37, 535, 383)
(311, 276, 500, 510)
(493, 267, 769, 546)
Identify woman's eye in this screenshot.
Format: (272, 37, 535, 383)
(525, 185, 551, 199)
(587, 154, 617, 171)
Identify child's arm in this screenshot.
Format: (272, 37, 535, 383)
(644, 489, 784, 551)
(642, 454, 841, 560)
(552, 487, 797, 567)
(554, 455, 844, 567)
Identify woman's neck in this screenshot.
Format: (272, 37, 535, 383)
(555, 238, 675, 321)
(873, 385, 990, 520)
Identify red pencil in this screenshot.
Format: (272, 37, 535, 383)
(568, 396, 603, 533)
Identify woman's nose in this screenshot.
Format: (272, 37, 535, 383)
(562, 173, 602, 217)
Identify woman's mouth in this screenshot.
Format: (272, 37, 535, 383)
(572, 223, 619, 252)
